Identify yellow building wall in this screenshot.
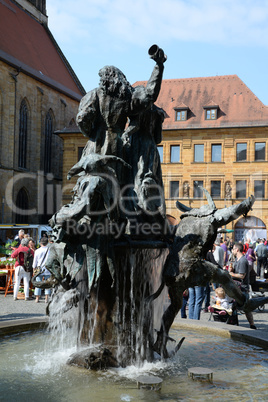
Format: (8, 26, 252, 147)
(58, 125, 268, 239)
(161, 126, 268, 235)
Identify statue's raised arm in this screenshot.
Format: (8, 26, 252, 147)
(131, 45, 167, 115)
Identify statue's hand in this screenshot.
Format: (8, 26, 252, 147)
(148, 45, 167, 64)
(155, 48, 167, 64)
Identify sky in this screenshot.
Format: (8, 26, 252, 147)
(46, 0, 268, 105)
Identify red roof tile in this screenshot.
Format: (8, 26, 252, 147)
(134, 75, 268, 129)
(0, 0, 85, 99)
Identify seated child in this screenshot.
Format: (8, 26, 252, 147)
(212, 287, 230, 309)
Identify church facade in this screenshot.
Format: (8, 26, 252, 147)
(0, 0, 85, 224)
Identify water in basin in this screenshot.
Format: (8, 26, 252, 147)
(1, 327, 268, 401)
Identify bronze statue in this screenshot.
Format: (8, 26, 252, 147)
(152, 190, 268, 357)
(35, 46, 268, 369)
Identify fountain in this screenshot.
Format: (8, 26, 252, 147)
(30, 44, 268, 369)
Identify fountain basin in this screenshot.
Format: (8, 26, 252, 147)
(0, 317, 48, 336)
(1, 324, 268, 401)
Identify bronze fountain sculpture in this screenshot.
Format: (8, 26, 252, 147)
(33, 45, 268, 368)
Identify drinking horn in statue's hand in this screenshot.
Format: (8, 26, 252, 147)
(148, 44, 167, 63)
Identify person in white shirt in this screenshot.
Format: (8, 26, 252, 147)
(213, 240, 225, 268)
(32, 237, 51, 303)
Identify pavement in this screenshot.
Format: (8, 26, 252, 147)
(173, 300, 268, 350)
(1, 290, 268, 349)
(0, 292, 47, 322)
(0, 291, 48, 334)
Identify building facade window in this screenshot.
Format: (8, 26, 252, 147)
(205, 108, 217, 120)
(194, 144, 204, 162)
(170, 145, 180, 163)
(255, 142, 266, 161)
(170, 181, 180, 198)
(194, 180, 204, 198)
(236, 143, 247, 161)
(236, 180, 247, 198)
(18, 99, 28, 168)
(211, 180, 221, 198)
(44, 110, 53, 173)
(211, 144, 222, 162)
(15, 187, 29, 223)
(254, 180, 265, 199)
(175, 110, 187, 121)
(157, 146, 163, 163)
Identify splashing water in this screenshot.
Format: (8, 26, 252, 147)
(1, 328, 268, 401)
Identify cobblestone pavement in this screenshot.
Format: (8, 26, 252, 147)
(0, 292, 47, 321)
(175, 301, 268, 332)
(173, 292, 268, 347)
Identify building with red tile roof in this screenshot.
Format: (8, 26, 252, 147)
(135, 75, 268, 129)
(0, 0, 85, 224)
(44, 64, 268, 242)
(0, 0, 85, 100)
(135, 75, 268, 241)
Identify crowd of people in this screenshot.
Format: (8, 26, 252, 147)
(7, 229, 268, 325)
(181, 236, 268, 329)
(10, 229, 52, 302)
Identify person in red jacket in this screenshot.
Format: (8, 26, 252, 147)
(11, 238, 34, 301)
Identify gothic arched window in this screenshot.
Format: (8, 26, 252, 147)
(44, 110, 53, 173)
(15, 188, 29, 223)
(18, 99, 28, 168)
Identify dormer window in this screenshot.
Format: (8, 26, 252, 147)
(203, 102, 219, 120)
(174, 104, 189, 121)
